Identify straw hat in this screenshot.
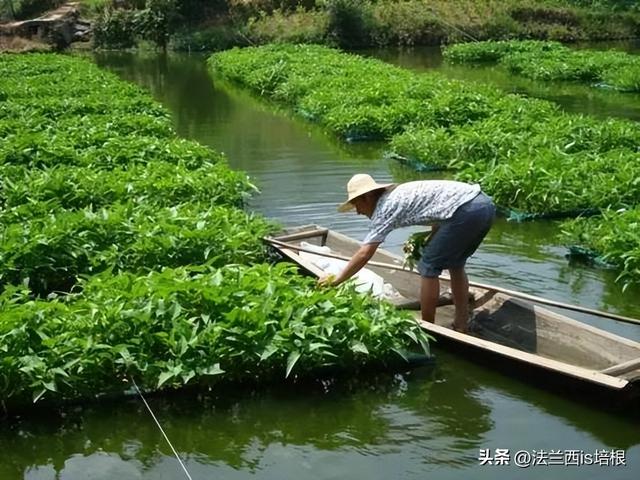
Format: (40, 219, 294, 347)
(337, 174, 392, 212)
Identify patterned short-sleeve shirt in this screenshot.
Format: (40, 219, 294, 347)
(362, 180, 481, 244)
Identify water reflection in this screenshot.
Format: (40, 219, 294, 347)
(2, 354, 638, 479)
(0, 366, 494, 479)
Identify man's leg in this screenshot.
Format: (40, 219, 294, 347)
(449, 266, 469, 332)
(420, 276, 440, 323)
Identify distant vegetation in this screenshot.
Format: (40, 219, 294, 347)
(1, 0, 64, 20)
(27, 0, 633, 51)
(444, 40, 640, 92)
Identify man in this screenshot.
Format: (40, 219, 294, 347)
(319, 174, 495, 333)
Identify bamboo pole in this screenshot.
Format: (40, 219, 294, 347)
(264, 236, 640, 327)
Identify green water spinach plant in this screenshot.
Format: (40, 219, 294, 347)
(0, 133, 225, 169)
(562, 208, 640, 289)
(457, 148, 640, 218)
(0, 112, 173, 144)
(1, 71, 157, 104)
(210, 44, 505, 141)
(0, 264, 431, 409)
(0, 93, 167, 123)
(0, 203, 274, 296)
(0, 161, 255, 221)
(502, 50, 604, 82)
(388, 94, 640, 218)
(443, 40, 566, 63)
(444, 40, 640, 92)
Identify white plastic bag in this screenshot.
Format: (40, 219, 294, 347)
(300, 242, 397, 299)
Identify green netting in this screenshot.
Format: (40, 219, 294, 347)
(386, 152, 451, 173)
(566, 246, 616, 269)
(502, 207, 601, 222)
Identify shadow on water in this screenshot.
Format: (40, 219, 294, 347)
(0, 366, 489, 478)
(1, 354, 638, 479)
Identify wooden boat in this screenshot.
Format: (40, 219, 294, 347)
(268, 225, 640, 405)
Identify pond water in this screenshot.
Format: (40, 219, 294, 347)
(2, 45, 639, 479)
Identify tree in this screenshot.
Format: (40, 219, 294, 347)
(136, 0, 181, 51)
(3, 0, 16, 20)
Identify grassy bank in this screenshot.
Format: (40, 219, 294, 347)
(78, 0, 640, 51)
(0, 53, 430, 412)
(209, 43, 640, 287)
(180, 0, 640, 51)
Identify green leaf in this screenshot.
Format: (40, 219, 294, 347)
(350, 341, 369, 355)
(418, 336, 431, 357)
(43, 380, 57, 392)
(260, 344, 278, 361)
(32, 389, 46, 403)
(308, 342, 330, 352)
(157, 370, 174, 388)
(201, 363, 224, 376)
(181, 370, 196, 384)
(285, 351, 301, 378)
(391, 347, 409, 362)
(404, 330, 418, 343)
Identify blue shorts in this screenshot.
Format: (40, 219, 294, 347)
(417, 192, 495, 278)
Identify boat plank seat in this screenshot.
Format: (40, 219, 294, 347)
(600, 357, 640, 376)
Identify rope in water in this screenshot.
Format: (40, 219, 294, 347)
(130, 377, 194, 480)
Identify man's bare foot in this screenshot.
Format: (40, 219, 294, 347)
(452, 323, 468, 333)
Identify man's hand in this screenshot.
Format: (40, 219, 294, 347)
(316, 243, 380, 288)
(317, 274, 336, 287)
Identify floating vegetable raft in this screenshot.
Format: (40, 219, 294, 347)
(562, 208, 640, 291)
(210, 44, 640, 287)
(0, 264, 428, 410)
(210, 45, 640, 217)
(443, 40, 640, 92)
(0, 54, 430, 411)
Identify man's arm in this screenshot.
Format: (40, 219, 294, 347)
(320, 242, 380, 286)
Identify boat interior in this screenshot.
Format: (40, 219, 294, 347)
(271, 226, 640, 383)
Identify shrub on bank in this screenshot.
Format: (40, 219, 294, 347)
(86, 0, 640, 51)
